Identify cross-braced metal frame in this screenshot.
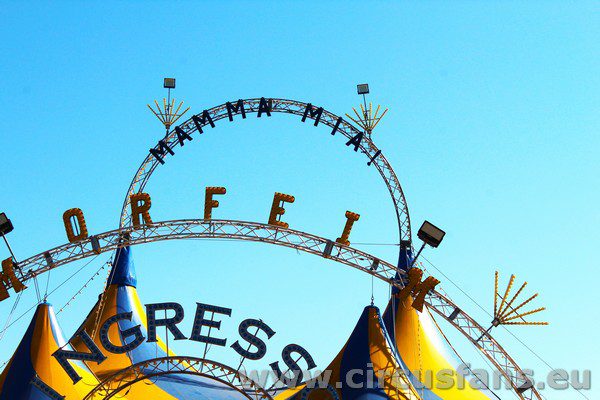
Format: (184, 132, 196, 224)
(119, 98, 412, 244)
(13, 219, 540, 400)
(3, 97, 544, 400)
(83, 356, 272, 400)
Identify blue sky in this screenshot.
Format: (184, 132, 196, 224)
(0, 1, 598, 399)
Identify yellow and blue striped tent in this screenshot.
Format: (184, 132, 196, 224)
(70, 246, 250, 400)
(276, 305, 420, 400)
(0, 303, 99, 399)
(382, 246, 491, 400)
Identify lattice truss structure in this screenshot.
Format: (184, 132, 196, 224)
(12, 219, 540, 400)
(1, 96, 545, 400)
(84, 356, 271, 400)
(119, 98, 412, 244)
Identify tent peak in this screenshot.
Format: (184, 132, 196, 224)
(107, 245, 137, 288)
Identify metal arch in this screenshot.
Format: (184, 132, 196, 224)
(84, 356, 272, 400)
(20, 219, 403, 284)
(15, 219, 540, 400)
(119, 98, 412, 244)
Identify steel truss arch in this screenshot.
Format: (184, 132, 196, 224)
(120, 98, 412, 244)
(15, 219, 540, 400)
(84, 356, 272, 400)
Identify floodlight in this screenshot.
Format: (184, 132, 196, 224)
(417, 221, 445, 248)
(357, 84, 369, 95)
(407, 220, 446, 269)
(163, 78, 176, 89)
(0, 213, 13, 236)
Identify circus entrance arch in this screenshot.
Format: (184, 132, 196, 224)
(0, 87, 546, 400)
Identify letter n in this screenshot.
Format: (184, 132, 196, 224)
(53, 331, 106, 384)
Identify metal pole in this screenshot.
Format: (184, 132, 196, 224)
(166, 87, 172, 136)
(408, 242, 426, 269)
(476, 324, 494, 343)
(2, 232, 39, 301)
(1, 233, 17, 262)
(1, 232, 23, 278)
(165, 309, 169, 371)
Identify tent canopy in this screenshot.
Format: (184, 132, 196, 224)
(70, 246, 249, 400)
(0, 303, 99, 400)
(383, 245, 491, 400)
(276, 305, 420, 400)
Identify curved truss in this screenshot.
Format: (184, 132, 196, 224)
(15, 219, 540, 400)
(120, 98, 412, 244)
(84, 356, 272, 400)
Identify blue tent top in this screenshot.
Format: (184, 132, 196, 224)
(107, 245, 137, 288)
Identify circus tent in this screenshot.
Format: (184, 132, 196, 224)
(0, 302, 99, 399)
(70, 245, 250, 400)
(0, 244, 495, 400)
(275, 305, 421, 400)
(382, 245, 491, 400)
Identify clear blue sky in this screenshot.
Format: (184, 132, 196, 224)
(0, 2, 598, 399)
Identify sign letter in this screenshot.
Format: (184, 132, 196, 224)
(346, 132, 364, 152)
(226, 100, 246, 121)
(204, 186, 226, 220)
(175, 126, 193, 146)
(190, 302, 232, 346)
(53, 331, 106, 384)
(231, 319, 276, 360)
(150, 139, 175, 164)
(192, 110, 216, 133)
(63, 208, 89, 243)
(397, 268, 440, 312)
(268, 192, 295, 229)
(0, 258, 26, 302)
(146, 302, 187, 342)
(301, 103, 323, 126)
(99, 312, 145, 354)
(270, 344, 316, 388)
(336, 211, 360, 246)
(258, 97, 272, 117)
(130, 193, 153, 228)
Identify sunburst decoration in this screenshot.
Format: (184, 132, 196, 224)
(147, 98, 190, 131)
(345, 103, 388, 135)
(492, 271, 548, 326)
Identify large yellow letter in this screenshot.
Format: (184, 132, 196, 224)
(268, 192, 295, 229)
(204, 187, 226, 220)
(130, 193, 153, 228)
(63, 208, 89, 243)
(336, 211, 360, 246)
(396, 267, 440, 312)
(0, 258, 26, 302)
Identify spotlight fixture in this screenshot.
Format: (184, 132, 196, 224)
(356, 83, 369, 95)
(409, 220, 446, 268)
(417, 221, 446, 248)
(163, 78, 176, 89)
(0, 213, 14, 236)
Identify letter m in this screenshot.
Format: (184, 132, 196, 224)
(192, 110, 216, 133)
(0, 258, 26, 302)
(53, 331, 106, 384)
(396, 268, 440, 312)
(226, 99, 246, 121)
(302, 103, 323, 126)
(149, 139, 174, 165)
